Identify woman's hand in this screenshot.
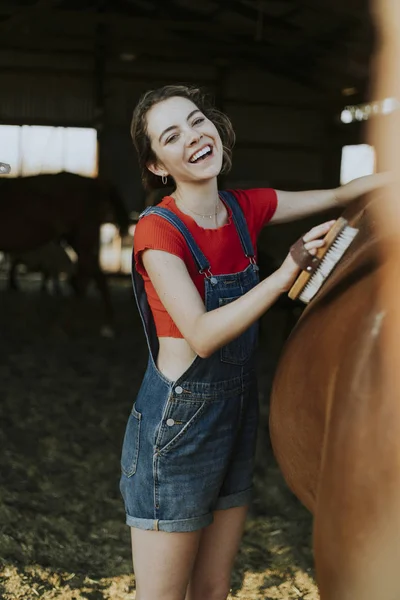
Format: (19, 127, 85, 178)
(275, 220, 336, 292)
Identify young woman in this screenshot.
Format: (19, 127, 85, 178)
(119, 85, 388, 600)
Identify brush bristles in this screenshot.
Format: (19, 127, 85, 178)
(299, 225, 359, 303)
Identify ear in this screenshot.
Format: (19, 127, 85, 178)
(147, 161, 168, 179)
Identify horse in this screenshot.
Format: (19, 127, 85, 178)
(0, 172, 130, 332)
(8, 240, 74, 294)
(268, 194, 400, 600)
(269, 0, 400, 594)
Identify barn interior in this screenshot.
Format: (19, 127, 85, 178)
(0, 1, 381, 599)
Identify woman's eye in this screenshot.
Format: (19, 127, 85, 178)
(166, 134, 178, 144)
(193, 117, 205, 126)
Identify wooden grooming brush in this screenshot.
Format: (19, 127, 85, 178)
(288, 217, 359, 304)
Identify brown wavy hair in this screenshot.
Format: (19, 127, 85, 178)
(130, 84, 236, 190)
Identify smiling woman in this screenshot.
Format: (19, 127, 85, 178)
(118, 84, 389, 600)
(130, 85, 235, 191)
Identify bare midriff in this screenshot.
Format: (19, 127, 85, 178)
(157, 337, 197, 382)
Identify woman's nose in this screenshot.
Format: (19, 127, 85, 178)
(186, 128, 202, 146)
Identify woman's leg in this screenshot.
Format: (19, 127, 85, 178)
(185, 505, 249, 600)
(131, 527, 202, 600)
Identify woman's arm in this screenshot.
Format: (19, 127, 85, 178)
(271, 172, 391, 224)
(142, 221, 334, 358)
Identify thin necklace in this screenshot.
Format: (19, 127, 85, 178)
(175, 195, 220, 226)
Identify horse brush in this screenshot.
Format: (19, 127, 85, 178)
(288, 217, 359, 304)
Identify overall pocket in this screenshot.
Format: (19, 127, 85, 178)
(121, 404, 142, 477)
(155, 396, 207, 456)
(219, 296, 256, 365)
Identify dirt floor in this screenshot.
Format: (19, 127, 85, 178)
(0, 274, 319, 600)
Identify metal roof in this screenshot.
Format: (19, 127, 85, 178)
(0, 0, 373, 94)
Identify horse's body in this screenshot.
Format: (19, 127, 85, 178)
(269, 200, 400, 599)
(8, 241, 74, 294)
(0, 172, 130, 328)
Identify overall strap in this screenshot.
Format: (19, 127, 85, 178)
(131, 257, 159, 361)
(218, 191, 256, 258)
(139, 206, 211, 274)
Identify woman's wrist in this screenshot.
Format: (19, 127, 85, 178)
(264, 268, 292, 295)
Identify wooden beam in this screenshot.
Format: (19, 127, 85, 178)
(225, 97, 322, 110)
(93, 20, 107, 128)
(0, 63, 216, 84)
(234, 141, 322, 153)
(0, 27, 292, 69)
(0, 5, 315, 46)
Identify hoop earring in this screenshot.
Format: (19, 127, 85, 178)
(161, 175, 167, 185)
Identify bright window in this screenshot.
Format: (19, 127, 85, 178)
(0, 125, 97, 177)
(100, 224, 136, 275)
(340, 144, 376, 184)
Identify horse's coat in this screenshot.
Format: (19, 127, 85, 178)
(269, 199, 400, 599)
(0, 172, 130, 327)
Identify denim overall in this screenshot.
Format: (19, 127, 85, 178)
(119, 191, 260, 532)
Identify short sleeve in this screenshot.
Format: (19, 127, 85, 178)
(228, 188, 278, 237)
(133, 214, 187, 276)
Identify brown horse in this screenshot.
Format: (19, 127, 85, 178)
(268, 197, 400, 599)
(8, 240, 74, 294)
(270, 0, 400, 595)
(0, 172, 130, 330)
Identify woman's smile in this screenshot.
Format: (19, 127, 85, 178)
(188, 144, 214, 164)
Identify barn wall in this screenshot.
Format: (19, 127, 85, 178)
(0, 46, 352, 234)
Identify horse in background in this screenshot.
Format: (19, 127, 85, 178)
(8, 240, 75, 295)
(0, 172, 130, 333)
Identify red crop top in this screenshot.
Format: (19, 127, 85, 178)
(133, 188, 278, 338)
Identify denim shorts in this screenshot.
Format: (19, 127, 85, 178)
(119, 361, 259, 533)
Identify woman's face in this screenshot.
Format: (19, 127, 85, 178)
(145, 96, 224, 185)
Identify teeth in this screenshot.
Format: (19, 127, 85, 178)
(190, 145, 211, 163)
